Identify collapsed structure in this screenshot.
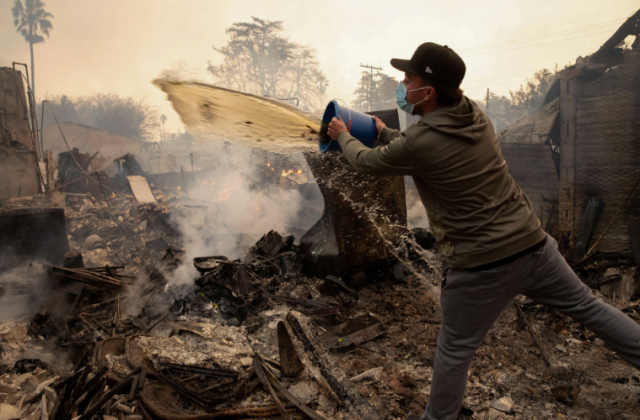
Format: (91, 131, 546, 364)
(498, 10, 640, 262)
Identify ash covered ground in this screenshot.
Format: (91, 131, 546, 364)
(0, 187, 639, 420)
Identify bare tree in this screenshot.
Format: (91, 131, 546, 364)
(207, 17, 328, 111)
(282, 46, 329, 110)
(11, 0, 53, 102)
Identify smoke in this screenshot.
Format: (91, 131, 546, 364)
(0, 261, 78, 371)
(152, 75, 437, 298)
(0, 263, 50, 320)
(162, 139, 324, 287)
(405, 176, 430, 229)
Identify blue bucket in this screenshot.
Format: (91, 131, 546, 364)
(319, 100, 377, 153)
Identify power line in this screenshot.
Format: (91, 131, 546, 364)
(464, 28, 615, 58)
(463, 79, 536, 90)
(326, 24, 612, 86)
(328, 20, 618, 83)
(328, 15, 627, 71)
(324, 64, 362, 77)
(324, 14, 629, 101)
(464, 70, 545, 84)
(457, 18, 624, 53)
(329, 69, 370, 83)
(463, 71, 559, 89)
(326, 61, 385, 78)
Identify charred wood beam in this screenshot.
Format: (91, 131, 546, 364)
(156, 372, 226, 406)
(76, 377, 105, 414)
(282, 311, 381, 419)
(163, 363, 238, 379)
(571, 252, 634, 270)
(585, 274, 623, 289)
(50, 367, 86, 420)
(591, 9, 640, 61)
(128, 375, 140, 401)
(48, 384, 67, 420)
(77, 367, 141, 420)
(140, 385, 297, 420)
(252, 356, 292, 420)
(514, 299, 550, 367)
(253, 354, 326, 420)
(49, 266, 127, 290)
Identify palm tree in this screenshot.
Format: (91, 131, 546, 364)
(11, 0, 54, 104)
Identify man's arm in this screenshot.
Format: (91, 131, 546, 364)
(336, 130, 423, 176)
(378, 126, 401, 145)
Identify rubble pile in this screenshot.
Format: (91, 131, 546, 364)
(0, 188, 186, 275)
(64, 190, 186, 273)
(0, 202, 639, 419)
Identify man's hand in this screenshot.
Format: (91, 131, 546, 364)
(372, 116, 386, 139)
(328, 116, 348, 140)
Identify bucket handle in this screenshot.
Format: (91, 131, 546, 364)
(334, 99, 352, 133)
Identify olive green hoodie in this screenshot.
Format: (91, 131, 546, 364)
(336, 96, 545, 269)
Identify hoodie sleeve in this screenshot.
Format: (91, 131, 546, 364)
(336, 130, 422, 176)
(379, 127, 400, 145)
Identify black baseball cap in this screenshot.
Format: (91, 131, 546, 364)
(391, 42, 466, 89)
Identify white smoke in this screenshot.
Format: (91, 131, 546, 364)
(405, 176, 430, 230)
(0, 263, 50, 320)
(163, 139, 323, 287)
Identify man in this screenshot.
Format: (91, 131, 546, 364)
(326, 42, 640, 420)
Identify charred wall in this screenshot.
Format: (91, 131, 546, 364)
(0, 68, 33, 149)
(0, 144, 40, 199)
(0, 68, 40, 199)
(501, 143, 559, 237)
(573, 51, 640, 252)
(497, 98, 561, 238)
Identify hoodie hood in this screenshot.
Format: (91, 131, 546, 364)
(418, 96, 488, 144)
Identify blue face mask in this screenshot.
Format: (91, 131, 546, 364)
(396, 82, 429, 114)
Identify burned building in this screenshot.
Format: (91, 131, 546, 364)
(498, 98, 561, 238)
(498, 10, 640, 258)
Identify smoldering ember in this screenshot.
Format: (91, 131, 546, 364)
(1, 4, 640, 420)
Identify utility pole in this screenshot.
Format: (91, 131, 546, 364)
(361, 64, 382, 111)
(160, 114, 167, 142)
(486, 88, 490, 112)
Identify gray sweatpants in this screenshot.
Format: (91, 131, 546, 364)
(422, 234, 640, 420)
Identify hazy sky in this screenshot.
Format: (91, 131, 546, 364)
(1, 0, 637, 135)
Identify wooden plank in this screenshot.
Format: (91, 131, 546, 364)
(127, 175, 157, 204)
(282, 311, 382, 419)
(45, 150, 56, 191)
